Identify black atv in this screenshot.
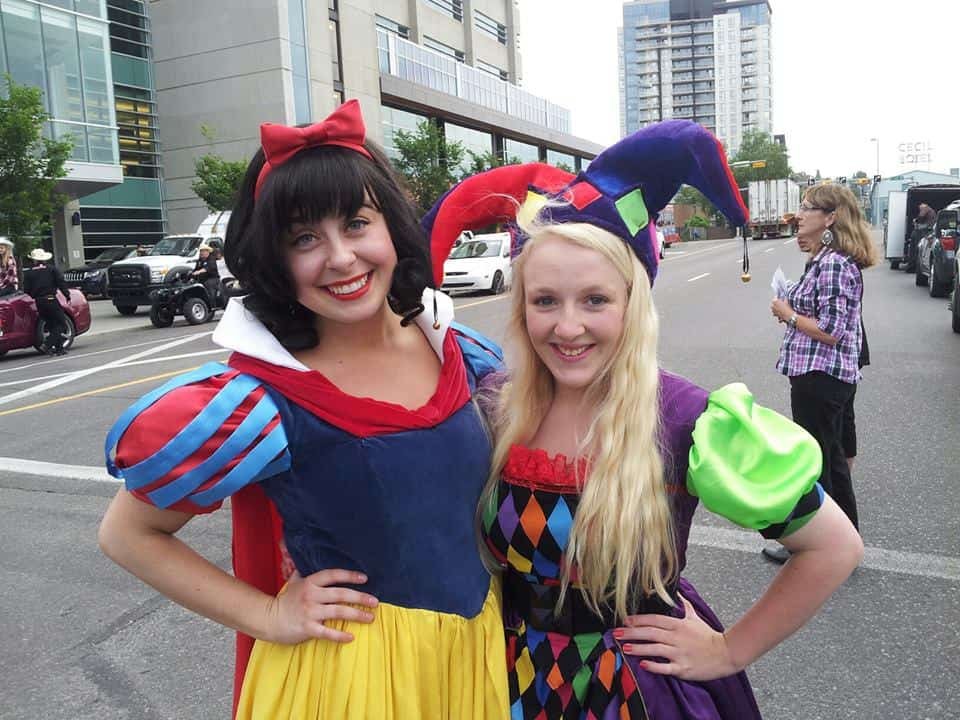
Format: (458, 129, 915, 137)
(149, 270, 227, 328)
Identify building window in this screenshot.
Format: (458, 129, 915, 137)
(381, 105, 429, 159)
(504, 138, 539, 164)
(376, 14, 408, 39)
(474, 9, 506, 45)
(476, 58, 507, 81)
(445, 122, 493, 173)
(423, 0, 462, 23)
(546, 149, 575, 171)
(423, 35, 464, 62)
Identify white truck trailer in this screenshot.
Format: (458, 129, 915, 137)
(748, 179, 800, 238)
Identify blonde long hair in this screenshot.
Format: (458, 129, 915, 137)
(805, 185, 879, 268)
(480, 221, 677, 619)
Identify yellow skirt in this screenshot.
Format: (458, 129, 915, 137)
(236, 580, 509, 719)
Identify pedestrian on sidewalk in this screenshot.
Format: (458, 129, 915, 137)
(423, 120, 863, 719)
(768, 184, 878, 563)
(22, 248, 71, 355)
(99, 100, 509, 719)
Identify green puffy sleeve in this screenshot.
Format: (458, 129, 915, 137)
(687, 383, 824, 539)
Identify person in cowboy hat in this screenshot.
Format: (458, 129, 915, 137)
(190, 242, 220, 306)
(0, 237, 18, 296)
(423, 120, 863, 719)
(23, 247, 71, 355)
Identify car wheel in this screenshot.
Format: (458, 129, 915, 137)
(34, 315, 76, 354)
(915, 264, 928, 286)
(929, 260, 949, 298)
(183, 297, 211, 325)
(116, 304, 137, 316)
(490, 271, 505, 295)
(889, 259, 900, 270)
(149, 303, 175, 328)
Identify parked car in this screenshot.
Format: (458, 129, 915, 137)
(915, 201, 958, 297)
(441, 232, 513, 294)
(951, 264, 960, 333)
(0, 289, 91, 357)
(64, 247, 138, 298)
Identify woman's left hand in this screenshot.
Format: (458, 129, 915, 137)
(617, 597, 739, 681)
(770, 298, 792, 323)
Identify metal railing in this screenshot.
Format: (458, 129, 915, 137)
(377, 30, 571, 133)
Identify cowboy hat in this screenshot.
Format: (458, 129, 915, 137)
(198, 244, 213, 252)
(28, 248, 53, 262)
(0, 237, 13, 248)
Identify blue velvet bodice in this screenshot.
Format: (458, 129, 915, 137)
(260, 390, 493, 618)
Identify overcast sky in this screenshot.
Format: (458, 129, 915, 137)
(517, 0, 959, 179)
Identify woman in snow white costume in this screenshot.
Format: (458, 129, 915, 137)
(422, 121, 864, 719)
(98, 100, 509, 719)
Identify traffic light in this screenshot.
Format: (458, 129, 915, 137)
(837, 176, 847, 184)
(873, 174, 882, 183)
(807, 178, 816, 186)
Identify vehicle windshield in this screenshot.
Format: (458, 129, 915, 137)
(450, 240, 502, 259)
(939, 211, 958, 230)
(92, 247, 133, 262)
(150, 236, 202, 257)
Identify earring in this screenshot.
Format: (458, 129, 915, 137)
(432, 290, 441, 330)
(821, 228, 834, 246)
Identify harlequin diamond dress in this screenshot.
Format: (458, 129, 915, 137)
(481, 371, 825, 720)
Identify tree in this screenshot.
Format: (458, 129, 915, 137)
(190, 124, 246, 214)
(730, 130, 792, 186)
(0, 75, 73, 255)
(462, 150, 521, 177)
(191, 154, 247, 213)
(392, 120, 465, 213)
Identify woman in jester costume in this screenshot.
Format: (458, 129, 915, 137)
(423, 120, 864, 719)
(98, 100, 510, 719)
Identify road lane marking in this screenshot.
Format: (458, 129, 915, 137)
(783, 238, 795, 245)
(687, 272, 710, 282)
(0, 332, 211, 407)
(0, 457, 111, 481)
(0, 368, 193, 417)
(0, 348, 229, 388)
(765, 248, 775, 253)
(689, 525, 960, 582)
(456, 295, 509, 310)
(0, 331, 207, 376)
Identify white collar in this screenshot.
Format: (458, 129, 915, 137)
(212, 287, 455, 370)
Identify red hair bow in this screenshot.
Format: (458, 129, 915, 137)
(254, 99, 373, 199)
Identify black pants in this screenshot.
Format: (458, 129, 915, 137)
(789, 371, 859, 530)
(36, 297, 69, 353)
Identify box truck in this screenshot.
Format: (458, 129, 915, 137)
(748, 179, 800, 239)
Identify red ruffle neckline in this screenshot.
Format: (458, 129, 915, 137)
(502, 444, 590, 492)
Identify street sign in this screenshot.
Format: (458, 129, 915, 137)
(751, 161, 766, 169)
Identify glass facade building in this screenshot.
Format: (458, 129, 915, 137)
(0, 0, 118, 165)
(78, 0, 165, 259)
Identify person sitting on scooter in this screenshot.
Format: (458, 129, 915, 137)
(191, 244, 220, 306)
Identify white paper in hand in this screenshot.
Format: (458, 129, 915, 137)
(771, 266, 790, 299)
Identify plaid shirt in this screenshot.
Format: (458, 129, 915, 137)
(1, 256, 17, 291)
(777, 248, 863, 384)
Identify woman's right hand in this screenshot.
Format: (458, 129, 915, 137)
(266, 569, 379, 645)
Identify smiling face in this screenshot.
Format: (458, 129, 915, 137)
(521, 234, 628, 397)
(284, 199, 397, 325)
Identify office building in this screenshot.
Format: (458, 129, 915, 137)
(0, 0, 123, 265)
(150, 0, 604, 233)
(619, 0, 772, 155)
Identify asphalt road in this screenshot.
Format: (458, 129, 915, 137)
(0, 233, 957, 719)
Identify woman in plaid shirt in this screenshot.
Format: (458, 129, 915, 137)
(769, 185, 878, 562)
(0, 237, 17, 295)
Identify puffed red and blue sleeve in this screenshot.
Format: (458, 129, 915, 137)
(105, 362, 290, 514)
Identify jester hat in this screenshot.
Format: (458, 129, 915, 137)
(422, 120, 748, 285)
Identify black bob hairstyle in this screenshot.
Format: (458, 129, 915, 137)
(224, 138, 433, 350)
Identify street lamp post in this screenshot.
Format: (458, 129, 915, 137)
(869, 137, 879, 176)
